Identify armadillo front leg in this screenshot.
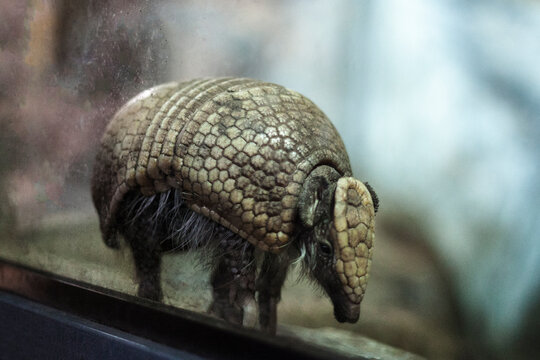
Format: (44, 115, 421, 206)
(257, 252, 290, 334)
(209, 234, 256, 325)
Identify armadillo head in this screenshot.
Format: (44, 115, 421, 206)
(298, 167, 378, 323)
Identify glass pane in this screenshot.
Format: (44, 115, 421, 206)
(2, 1, 539, 359)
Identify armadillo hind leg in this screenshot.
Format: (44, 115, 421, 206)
(116, 191, 175, 301)
(256, 252, 291, 334)
(209, 232, 256, 326)
(131, 234, 163, 301)
(120, 211, 164, 301)
(117, 189, 216, 301)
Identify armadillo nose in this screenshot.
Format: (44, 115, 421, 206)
(334, 301, 360, 323)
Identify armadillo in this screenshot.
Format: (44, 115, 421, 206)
(91, 77, 378, 333)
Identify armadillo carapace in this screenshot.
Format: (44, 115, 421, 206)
(91, 77, 378, 333)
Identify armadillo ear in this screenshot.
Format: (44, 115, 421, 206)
(298, 175, 327, 228)
(298, 166, 341, 228)
(364, 182, 379, 213)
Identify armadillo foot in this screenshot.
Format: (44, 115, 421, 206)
(208, 297, 243, 325)
(208, 277, 256, 325)
(138, 279, 163, 301)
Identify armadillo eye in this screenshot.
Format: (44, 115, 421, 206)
(319, 242, 332, 256)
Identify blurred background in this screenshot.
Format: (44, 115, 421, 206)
(1, 0, 539, 358)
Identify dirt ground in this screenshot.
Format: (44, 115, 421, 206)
(0, 201, 463, 359)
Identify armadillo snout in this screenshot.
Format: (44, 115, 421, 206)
(334, 299, 360, 323)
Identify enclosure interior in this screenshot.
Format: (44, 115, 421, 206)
(1, 1, 539, 359)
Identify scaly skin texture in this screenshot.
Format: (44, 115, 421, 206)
(91, 77, 378, 331)
(92, 78, 352, 252)
(332, 178, 375, 304)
